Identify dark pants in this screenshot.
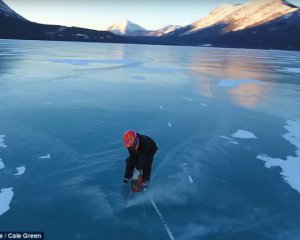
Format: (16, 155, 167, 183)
(124, 151, 156, 182)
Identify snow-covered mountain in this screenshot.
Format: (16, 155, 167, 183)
(107, 20, 149, 36)
(176, 0, 298, 36)
(147, 25, 182, 36)
(0, 0, 27, 21)
(107, 21, 182, 37)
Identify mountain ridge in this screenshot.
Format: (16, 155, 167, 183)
(0, 0, 299, 51)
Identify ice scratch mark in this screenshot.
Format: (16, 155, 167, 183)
(39, 154, 51, 159)
(0, 158, 4, 169)
(0, 188, 14, 216)
(182, 96, 193, 101)
(188, 175, 194, 184)
(0, 135, 7, 148)
(14, 166, 25, 176)
(219, 135, 238, 145)
(131, 76, 146, 81)
(150, 197, 175, 240)
(168, 123, 172, 128)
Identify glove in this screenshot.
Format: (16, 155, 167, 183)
(123, 178, 129, 185)
(142, 181, 149, 190)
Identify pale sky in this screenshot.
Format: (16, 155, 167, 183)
(3, 0, 300, 30)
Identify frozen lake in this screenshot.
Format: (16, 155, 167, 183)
(0, 39, 300, 240)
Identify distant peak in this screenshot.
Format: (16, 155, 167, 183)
(119, 20, 132, 24)
(107, 20, 147, 36)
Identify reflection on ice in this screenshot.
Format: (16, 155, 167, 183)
(279, 67, 300, 74)
(217, 79, 263, 88)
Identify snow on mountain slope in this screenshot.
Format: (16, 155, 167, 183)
(107, 20, 148, 36)
(148, 25, 182, 36)
(0, 0, 27, 21)
(183, 0, 298, 35)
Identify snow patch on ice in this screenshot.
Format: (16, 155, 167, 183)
(188, 176, 194, 184)
(39, 154, 51, 159)
(217, 79, 263, 88)
(14, 166, 25, 176)
(232, 130, 257, 139)
(0, 135, 7, 148)
(201, 103, 208, 107)
(168, 123, 172, 128)
(182, 96, 193, 101)
(0, 158, 4, 169)
(0, 188, 14, 216)
(257, 119, 300, 193)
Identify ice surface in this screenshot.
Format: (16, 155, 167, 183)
(39, 154, 51, 159)
(232, 130, 257, 139)
(0, 188, 14, 216)
(0, 158, 4, 169)
(0, 135, 7, 148)
(14, 166, 25, 176)
(0, 40, 300, 239)
(257, 119, 300, 193)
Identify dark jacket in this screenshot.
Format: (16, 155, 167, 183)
(124, 133, 158, 182)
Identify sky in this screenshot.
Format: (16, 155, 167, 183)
(3, 0, 300, 30)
